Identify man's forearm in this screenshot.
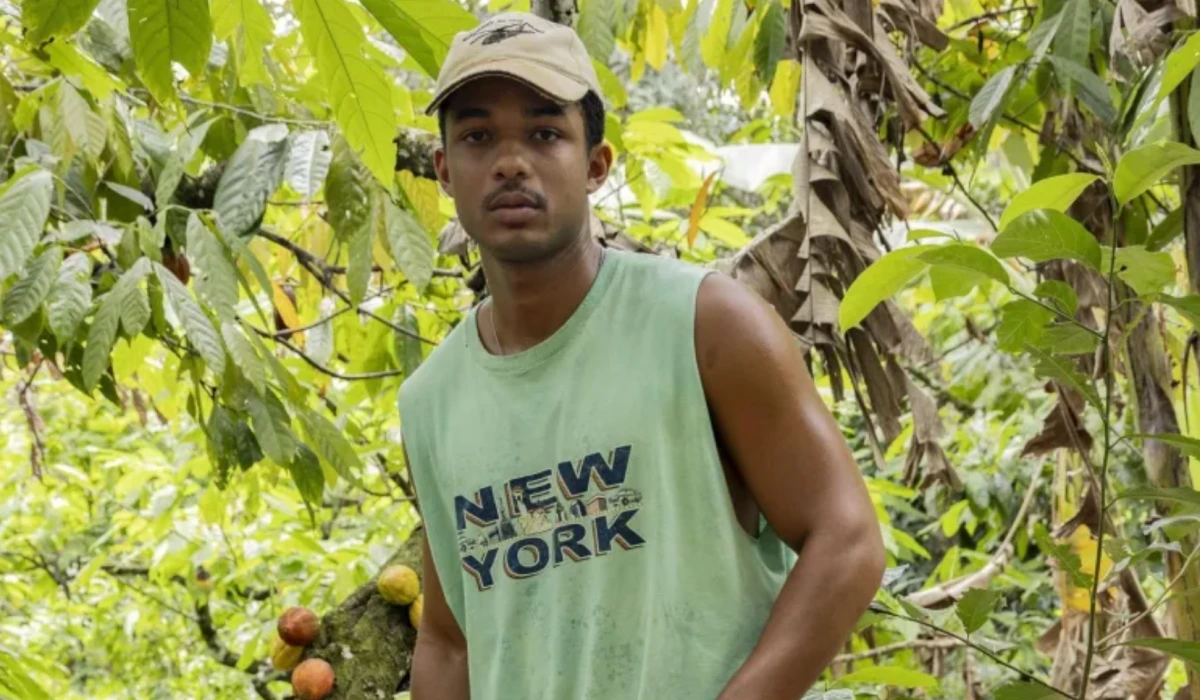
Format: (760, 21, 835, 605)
(411, 635, 470, 699)
(717, 527, 885, 700)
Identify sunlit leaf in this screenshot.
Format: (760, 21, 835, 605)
(839, 246, 934, 330)
(0, 168, 54, 282)
(995, 681, 1070, 699)
(154, 262, 227, 377)
(1114, 141, 1200, 205)
(127, 0, 213, 104)
(991, 210, 1101, 269)
(22, 0, 103, 44)
(996, 300, 1053, 352)
(1099, 245, 1176, 295)
(295, 0, 395, 188)
(360, 0, 478, 78)
(285, 130, 332, 201)
(385, 200, 435, 293)
(1033, 280, 1079, 316)
(753, 1, 786, 86)
(1115, 484, 1200, 507)
(836, 665, 939, 689)
(1119, 638, 1200, 668)
(917, 244, 1009, 285)
(955, 588, 1002, 634)
(2, 248, 61, 325)
(970, 65, 1016, 129)
(1158, 31, 1200, 103)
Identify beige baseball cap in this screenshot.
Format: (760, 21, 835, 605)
(425, 12, 603, 116)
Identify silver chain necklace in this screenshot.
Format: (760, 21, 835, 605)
(488, 246, 606, 356)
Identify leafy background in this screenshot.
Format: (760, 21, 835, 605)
(2, 0, 1200, 697)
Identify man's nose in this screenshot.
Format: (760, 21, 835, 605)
(491, 139, 531, 181)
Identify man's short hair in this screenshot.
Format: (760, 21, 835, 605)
(437, 90, 606, 152)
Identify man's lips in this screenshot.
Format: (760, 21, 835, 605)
(486, 190, 543, 226)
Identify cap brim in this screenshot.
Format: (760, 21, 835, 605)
(425, 61, 590, 116)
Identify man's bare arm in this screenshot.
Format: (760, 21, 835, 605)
(694, 274, 886, 700)
(404, 447, 470, 699)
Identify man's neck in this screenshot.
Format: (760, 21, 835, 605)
(480, 234, 605, 355)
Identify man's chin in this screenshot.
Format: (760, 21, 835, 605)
(479, 227, 566, 264)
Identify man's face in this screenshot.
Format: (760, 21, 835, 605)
(434, 77, 612, 263)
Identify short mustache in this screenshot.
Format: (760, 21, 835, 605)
(483, 183, 547, 210)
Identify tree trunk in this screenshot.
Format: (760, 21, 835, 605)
(292, 530, 424, 699)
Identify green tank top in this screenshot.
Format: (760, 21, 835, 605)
(398, 249, 792, 700)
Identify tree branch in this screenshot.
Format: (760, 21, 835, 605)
(243, 322, 407, 380)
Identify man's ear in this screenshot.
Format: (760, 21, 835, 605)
(434, 147, 454, 198)
(585, 141, 614, 195)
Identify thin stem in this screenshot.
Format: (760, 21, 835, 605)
(947, 6, 1035, 31)
(1078, 199, 1121, 700)
(243, 322, 407, 380)
(869, 606, 1071, 697)
(1009, 288, 1105, 338)
(1097, 540, 1200, 647)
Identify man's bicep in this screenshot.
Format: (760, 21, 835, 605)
(694, 274, 872, 550)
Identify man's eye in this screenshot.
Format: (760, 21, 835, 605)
(533, 129, 560, 141)
(462, 131, 489, 143)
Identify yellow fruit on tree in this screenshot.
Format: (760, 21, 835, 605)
(270, 637, 304, 671)
(378, 565, 420, 605)
(409, 593, 424, 629)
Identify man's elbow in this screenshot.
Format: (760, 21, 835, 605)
(849, 516, 887, 605)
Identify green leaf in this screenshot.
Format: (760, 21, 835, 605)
(285, 130, 331, 201)
(1027, 11, 1064, 65)
(1033, 280, 1079, 316)
(186, 213, 239, 321)
(22, 0, 103, 44)
(3, 248, 61, 325)
(1115, 485, 1200, 507)
(1191, 69, 1200, 146)
(154, 262, 227, 377)
(1099, 245, 1176, 295)
(1147, 206, 1184, 251)
(385, 200, 435, 293)
(578, 0, 619, 61)
(996, 300, 1054, 352)
(839, 246, 934, 330)
(0, 168, 54, 281)
(294, 0, 395, 188)
(326, 133, 374, 245)
(347, 196, 376, 305)
(58, 82, 91, 155)
(701, 0, 736, 70)
(360, 0, 477, 78)
(1053, 0, 1092, 69)
(836, 665, 939, 689)
(245, 389, 299, 465)
(220, 322, 267, 395)
(1033, 323, 1099, 355)
(999, 174, 1098, 231)
(119, 277, 151, 336)
(1114, 141, 1200, 206)
(211, 0, 273, 84)
(956, 588, 1002, 634)
(1026, 343, 1102, 410)
(1158, 31, 1200, 103)
(995, 681, 1070, 700)
(991, 209, 1101, 269)
(156, 153, 185, 209)
(396, 305, 423, 375)
(213, 124, 289, 237)
(1119, 638, 1200, 668)
(47, 252, 93, 341)
(929, 266, 985, 300)
(593, 59, 628, 109)
(917, 244, 1009, 285)
(1162, 294, 1200, 329)
(970, 65, 1017, 129)
(1034, 527, 1094, 588)
(299, 409, 363, 483)
(1047, 57, 1115, 124)
(104, 181, 154, 213)
(127, 0, 213, 104)
(83, 259, 150, 390)
(288, 443, 326, 508)
(753, 1, 786, 86)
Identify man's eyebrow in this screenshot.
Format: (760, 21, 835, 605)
(527, 103, 567, 118)
(450, 107, 489, 121)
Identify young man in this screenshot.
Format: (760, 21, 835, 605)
(398, 12, 885, 699)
